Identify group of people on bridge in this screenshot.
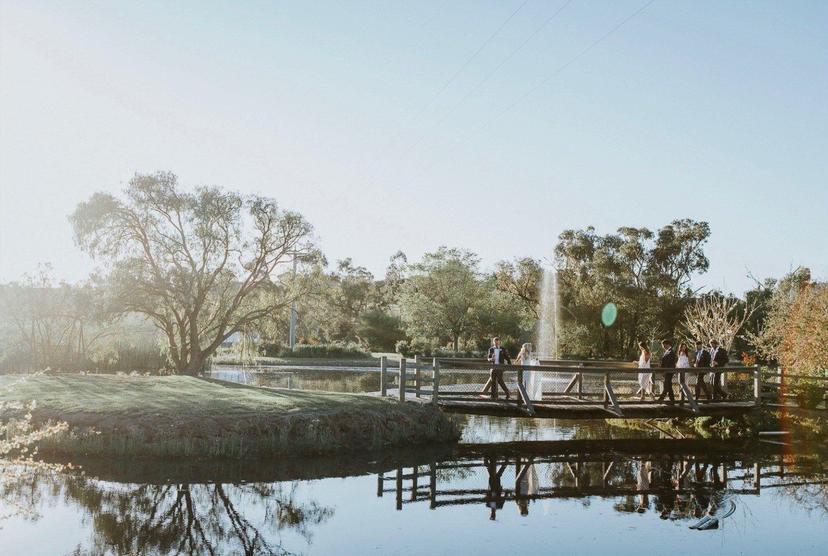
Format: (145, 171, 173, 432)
(477, 336, 730, 404)
(636, 339, 730, 404)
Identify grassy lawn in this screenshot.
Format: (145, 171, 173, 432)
(0, 374, 458, 458)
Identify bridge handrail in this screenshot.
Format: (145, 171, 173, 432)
(435, 358, 756, 375)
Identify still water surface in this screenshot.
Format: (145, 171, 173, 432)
(1, 368, 825, 555)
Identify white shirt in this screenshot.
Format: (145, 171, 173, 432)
(492, 348, 502, 364)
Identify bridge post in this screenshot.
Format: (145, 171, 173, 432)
(380, 356, 388, 397)
(754, 462, 761, 493)
(395, 467, 403, 510)
(411, 466, 418, 501)
(429, 461, 437, 509)
(414, 355, 421, 398)
(432, 358, 440, 404)
(399, 358, 407, 402)
(754, 365, 762, 406)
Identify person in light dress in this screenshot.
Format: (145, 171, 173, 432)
(635, 341, 654, 400)
(515, 343, 543, 401)
(676, 343, 692, 405)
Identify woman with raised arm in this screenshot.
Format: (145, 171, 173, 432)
(636, 341, 653, 401)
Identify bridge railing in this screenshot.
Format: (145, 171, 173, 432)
(395, 358, 762, 416)
(759, 370, 828, 410)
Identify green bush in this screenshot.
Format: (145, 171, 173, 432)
(794, 381, 825, 409)
(284, 342, 371, 359)
(259, 341, 282, 358)
(356, 310, 406, 351)
(395, 340, 409, 356)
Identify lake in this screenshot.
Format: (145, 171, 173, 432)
(1, 368, 825, 555)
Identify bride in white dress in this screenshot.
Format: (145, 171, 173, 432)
(516, 343, 542, 401)
(636, 341, 653, 400)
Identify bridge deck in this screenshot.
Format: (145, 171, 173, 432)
(430, 397, 757, 419)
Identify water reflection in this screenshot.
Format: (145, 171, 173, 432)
(2, 438, 827, 555)
(377, 439, 827, 528)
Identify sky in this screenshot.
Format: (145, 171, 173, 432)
(1, 0, 826, 294)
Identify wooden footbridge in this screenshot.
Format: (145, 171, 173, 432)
(376, 356, 824, 419)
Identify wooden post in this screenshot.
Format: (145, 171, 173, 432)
(399, 358, 407, 402)
(603, 373, 609, 406)
(517, 368, 524, 406)
(432, 358, 440, 404)
(379, 356, 388, 397)
(577, 373, 583, 400)
(754, 365, 762, 406)
(414, 355, 421, 398)
(377, 472, 384, 497)
(429, 461, 437, 509)
(411, 466, 418, 501)
(395, 467, 403, 510)
(754, 462, 761, 493)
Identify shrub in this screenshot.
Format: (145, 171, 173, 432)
(356, 310, 406, 351)
(259, 342, 282, 358)
(395, 340, 409, 356)
(285, 342, 371, 359)
(793, 381, 825, 410)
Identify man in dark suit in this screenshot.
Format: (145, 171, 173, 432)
(657, 340, 678, 405)
(481, 337, 511, 400)
(693, 340, 712, 400)
(709, 339, 729, 400)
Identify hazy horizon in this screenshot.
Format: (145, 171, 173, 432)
(2, 1, 826, 294)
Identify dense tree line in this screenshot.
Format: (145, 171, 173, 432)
(1, 173, 823, 376)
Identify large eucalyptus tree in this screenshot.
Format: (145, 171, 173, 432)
(70, 172, 314, 374)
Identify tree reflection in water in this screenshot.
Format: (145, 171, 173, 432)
(8, 470, 333, 556)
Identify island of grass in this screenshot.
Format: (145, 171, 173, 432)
(0, 374, 459, 458)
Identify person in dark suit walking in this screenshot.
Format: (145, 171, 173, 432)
(481, 337, 511, 400)
(657, 340, 678, 405)
(693, 340, 712, 400)
(709, 339, 729, 400)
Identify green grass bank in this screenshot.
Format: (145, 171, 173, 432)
(0, 374, 459, 458)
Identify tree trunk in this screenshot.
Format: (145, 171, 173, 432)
(452, 336, 459, 352)
(180, 354, 206, 376)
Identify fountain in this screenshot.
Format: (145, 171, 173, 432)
(536, 266, 560, 360)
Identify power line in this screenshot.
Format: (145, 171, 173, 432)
(439, 0, 575, 126)
(407, 0, 530, 122)
(405, 0, 575, 153)
(402, 0, 657, 182)
(479, 0, 657, 132)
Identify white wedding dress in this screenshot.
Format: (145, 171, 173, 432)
(525, 357, 543, 400)
(638, 353, 653, 395)
(676, 353, 694, 386)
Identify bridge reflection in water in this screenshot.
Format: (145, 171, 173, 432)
(377, 439, 826, 527)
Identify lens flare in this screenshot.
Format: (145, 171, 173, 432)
(601, 303, 618, 327)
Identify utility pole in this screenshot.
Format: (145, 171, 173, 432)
(289, 255, 297, 349)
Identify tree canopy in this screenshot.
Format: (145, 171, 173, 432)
(70, 172, 314, 374)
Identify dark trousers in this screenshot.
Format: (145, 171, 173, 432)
(484, 368, 510, 399)
(712, 371, 725, 400)
(658, 372, 675, 403)
(695, 373, 711, 400)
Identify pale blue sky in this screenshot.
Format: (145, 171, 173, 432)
(1, 0, 826, 293)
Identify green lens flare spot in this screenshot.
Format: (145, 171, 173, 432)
(601, 303, 618, 327)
